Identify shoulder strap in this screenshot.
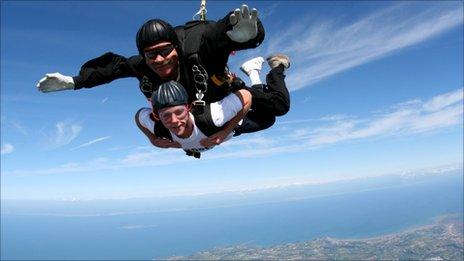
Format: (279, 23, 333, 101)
(175, 21, 210, 63)
(192, 104, 223, 137)
(177, 20, 232, 104)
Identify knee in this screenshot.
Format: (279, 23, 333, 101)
(255, 115, 276, 131)
(273, 98, 290, 116)
(236, 89, 252, 109)
(264, 116, 276, 129)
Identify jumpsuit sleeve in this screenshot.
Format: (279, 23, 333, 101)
(202, 11, 265, 54)
(198, 12, 265, 75)
(72, 52, 143, 90)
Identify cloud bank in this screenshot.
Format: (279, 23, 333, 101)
(265, 3, 463, 91)
(5, 88, 462, 176)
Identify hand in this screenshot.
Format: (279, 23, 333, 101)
(200, 130, 229, 147)
(152, 138, 181, 149)
(226, 4, 258, 43)
(37, 72, 75, 93)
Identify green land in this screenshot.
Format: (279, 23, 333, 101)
(169, 214, 463, 260)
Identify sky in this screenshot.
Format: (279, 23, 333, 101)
(1, 1, 463, 201)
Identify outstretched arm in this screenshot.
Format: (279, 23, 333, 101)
(37, 52, 143, 93)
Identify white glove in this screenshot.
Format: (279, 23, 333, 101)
(36, 72, 75, 93)
(226, 4, 259, 43)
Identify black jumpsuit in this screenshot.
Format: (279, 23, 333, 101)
(72, 13, 264, 100)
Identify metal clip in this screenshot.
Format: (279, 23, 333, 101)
(192, 64, 208, 108)
(140, 76, 153, 93)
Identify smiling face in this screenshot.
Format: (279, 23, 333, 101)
(158, 104, 192, 138)
(143, 41, 179, 80)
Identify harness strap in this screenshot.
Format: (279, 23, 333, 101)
(192, 103, 222, 137)
(185, 150, 201, 158)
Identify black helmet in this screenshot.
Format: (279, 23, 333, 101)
(152, 81, 189, 110)
(136, 19, 179, 55)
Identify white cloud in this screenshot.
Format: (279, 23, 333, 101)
(221, 135, 277, 148)
(120, 224, 158, 230)
(293, 88, 463, 147)
(423, 88, 463, 112)
(45, 121, 82, 148)
(265, 3, 463, 91)
(120, 149, 191, 167)
(71, 136, 110, 150)
(1, 143, 14, 155)
(399, 162, 463, 178)
(409, 103, 462, 132)
(6, 157, 113, 176)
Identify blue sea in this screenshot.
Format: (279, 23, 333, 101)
(2, 172, 463, 260)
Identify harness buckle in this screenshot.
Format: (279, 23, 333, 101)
(193, 100, 206, 107)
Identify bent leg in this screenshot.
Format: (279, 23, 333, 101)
(248, 65, 290, 117)
(234, 110, 276, 136)
(234, 56, 290, 135)
(264, 65, 290, 116)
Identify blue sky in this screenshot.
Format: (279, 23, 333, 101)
(1, 1, 463, 200)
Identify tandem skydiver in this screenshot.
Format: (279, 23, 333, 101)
(36, 4, 277, 145)
(36, 5, 290, 147)
(135, 54, 290, 157)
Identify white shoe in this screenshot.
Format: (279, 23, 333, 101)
(267, 54, 290, 70)
(240, 56, 264, 76)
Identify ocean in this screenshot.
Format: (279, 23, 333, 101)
(2, 172, 462, 260)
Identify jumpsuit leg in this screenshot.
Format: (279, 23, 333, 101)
(234, 110, 276, 136)
(234, 65, 290, 135)
(263, 64, 290, 116)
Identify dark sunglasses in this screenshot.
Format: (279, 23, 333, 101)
(144, 45, 175, 60)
